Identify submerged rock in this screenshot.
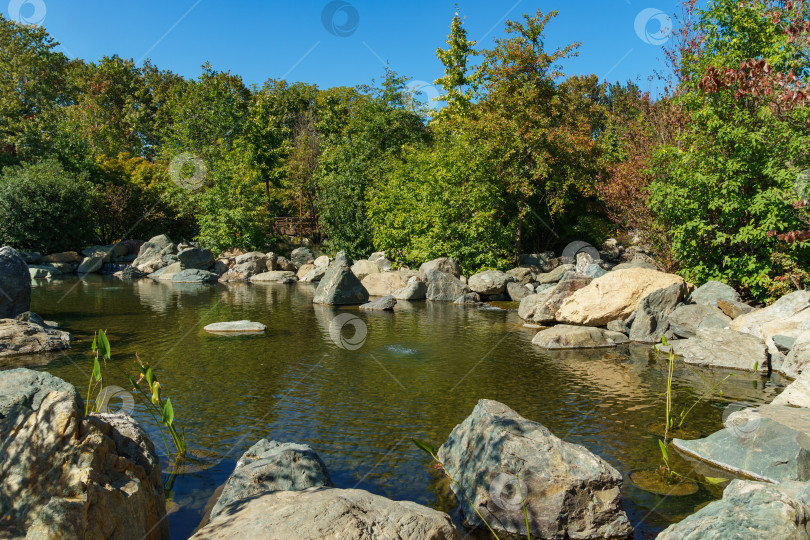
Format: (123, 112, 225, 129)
(658, 479, 810, 540)
(193, 487, 459, 540)
(437, 399, 632, 539)
(0, 369, 168, 539)
(532, 325, 629, 349)
(360, 295, 397, 311)
(204, 321, 266, 334)
(209, 439, 331, 522)
(313, 266, 369, 305)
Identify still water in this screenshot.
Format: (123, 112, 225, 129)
(10, 276, 788, 538)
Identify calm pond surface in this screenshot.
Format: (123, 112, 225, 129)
(6, 276, 789, 538)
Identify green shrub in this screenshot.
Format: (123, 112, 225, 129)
(0, 159, 94, 253)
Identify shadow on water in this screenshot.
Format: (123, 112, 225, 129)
(13, 276, 789, 539)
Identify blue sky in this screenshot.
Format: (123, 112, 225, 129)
(7, 0, 682, 93)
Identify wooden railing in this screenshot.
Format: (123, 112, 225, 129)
(272, 217, 319, 238)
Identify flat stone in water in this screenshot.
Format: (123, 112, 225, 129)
(204, 321, 267, 334)
(629, 469, 699, 496)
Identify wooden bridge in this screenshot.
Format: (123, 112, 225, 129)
(272, 217, 319, 239)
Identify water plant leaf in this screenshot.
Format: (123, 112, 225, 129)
(412, 438, 437, 456)
(145, 366, 156, 388)
(703, 476, 726, 485)
(754, 361, 759, 372)
(162, 398, 174, 426)
(92, 332, 98, 352)
(98, 330, 111, 360)
(658, 439, 669, 463)
(151, 381, 161, 405)
(92, 356, 102, 382)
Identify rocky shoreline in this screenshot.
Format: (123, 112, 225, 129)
(5, 235, 810, 538)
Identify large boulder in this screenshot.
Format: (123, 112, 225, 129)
(0, 319, 71, 357)
(41, 251, 82, 264)
(467, 270, 510, 295)
(556, 268, 685, 327)
(668, 304, 732, 338)
(731, 290, 810, 339)
(209, 439, 331, 522)
(78, 255, 105, 274)
(300, 265, 328, 283)
(689, 280, 741, 307)
(0, 369, 168, 539)
(290, 247, 314, 268)
(517, 277, 591, 324)
(350, 259, 380, 281)
(629, 283, 684, 343)
(0, 247, 31, 318)
(178, 247, 214, 270)
(192, 487, 459, 540)
(671, 328, 768, 372)
(361, 272, 406, 297)
(673, 404, 810, 483)
(773, 369, 810, 408)
(532, 325, 629, 349)
(437, 400, 632, 539)
(220, 258, 267, 282)
(132, 234, 177, 274)
(506, 281, 533, 301)
(425, 269, 469, 302)
(393, 279, 427, 301)
(419, 257, 461, 280)
(658, 479, 810, 540)
(313, 266, 369, 305)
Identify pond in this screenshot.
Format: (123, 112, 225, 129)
(8, 276, 789, 539)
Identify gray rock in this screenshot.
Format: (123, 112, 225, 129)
(193, 487, 459, 540)
(0, 319, 71, 357)
(717, 298, 756, 319)
(669, 304, 732, 338)
(313, 266, 369, 305)
(535, 264, 574, 285)
(506, 267, 534, 284)
(28, 264, 61, 279)
(629, 283, 684, 343)
(506, 281, 533, 301)
(360, 295, 396, 311)
(437, 399, 632, 539)
(419, 257, 461, 280)
(689, 280, 741, 307)
(607, 319, 628, 333)
(517, 277, 591, 324)
(581, 263, 607, 279)
(275, 256, 297, 272)
(234, 251, 267, 265)
(532, 325, 629, 349)
(171, 269, 218, 283)
(331, 251, 352, 268)
(425, 269, 470, 302)
(467, 270, 510, 295)
(453, 292, 482, 304)
(178, 247, 214, 270)
(290, 247, 314, 268)
(209, 439, 331, 522)
(300, 265, 328, 283)
(600, 238, 622, 262)
(14, 311, 46, 327)
(774, 334, 797, 354)
(393, 280, 427, 300)
(204, 321, 267, 333)
(673, 404, 810, 483)
(0, 369, 168, 539)
(0, 247, 31, 319)
(519, 252, 554, 270)
(132, 234, 177, 274)
(672, 328, 768, 372)
(250, 271, 298, 283)
(220, 259, 266, 281)
(117, 265, 146, 279)
(20, 251, 41, 264)
(313, 255, 330, 267)
(731, 290, 810, 339)
(773, 369, 810, 408)
(658, 479, 810, 540)
(77, 255, 104, 274)
(782, 332, 810, 379)
(612, 260, 658, 271)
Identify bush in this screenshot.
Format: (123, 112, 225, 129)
(0, 160, 94, 253)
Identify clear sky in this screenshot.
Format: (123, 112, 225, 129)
(7, 0, 682, 94)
